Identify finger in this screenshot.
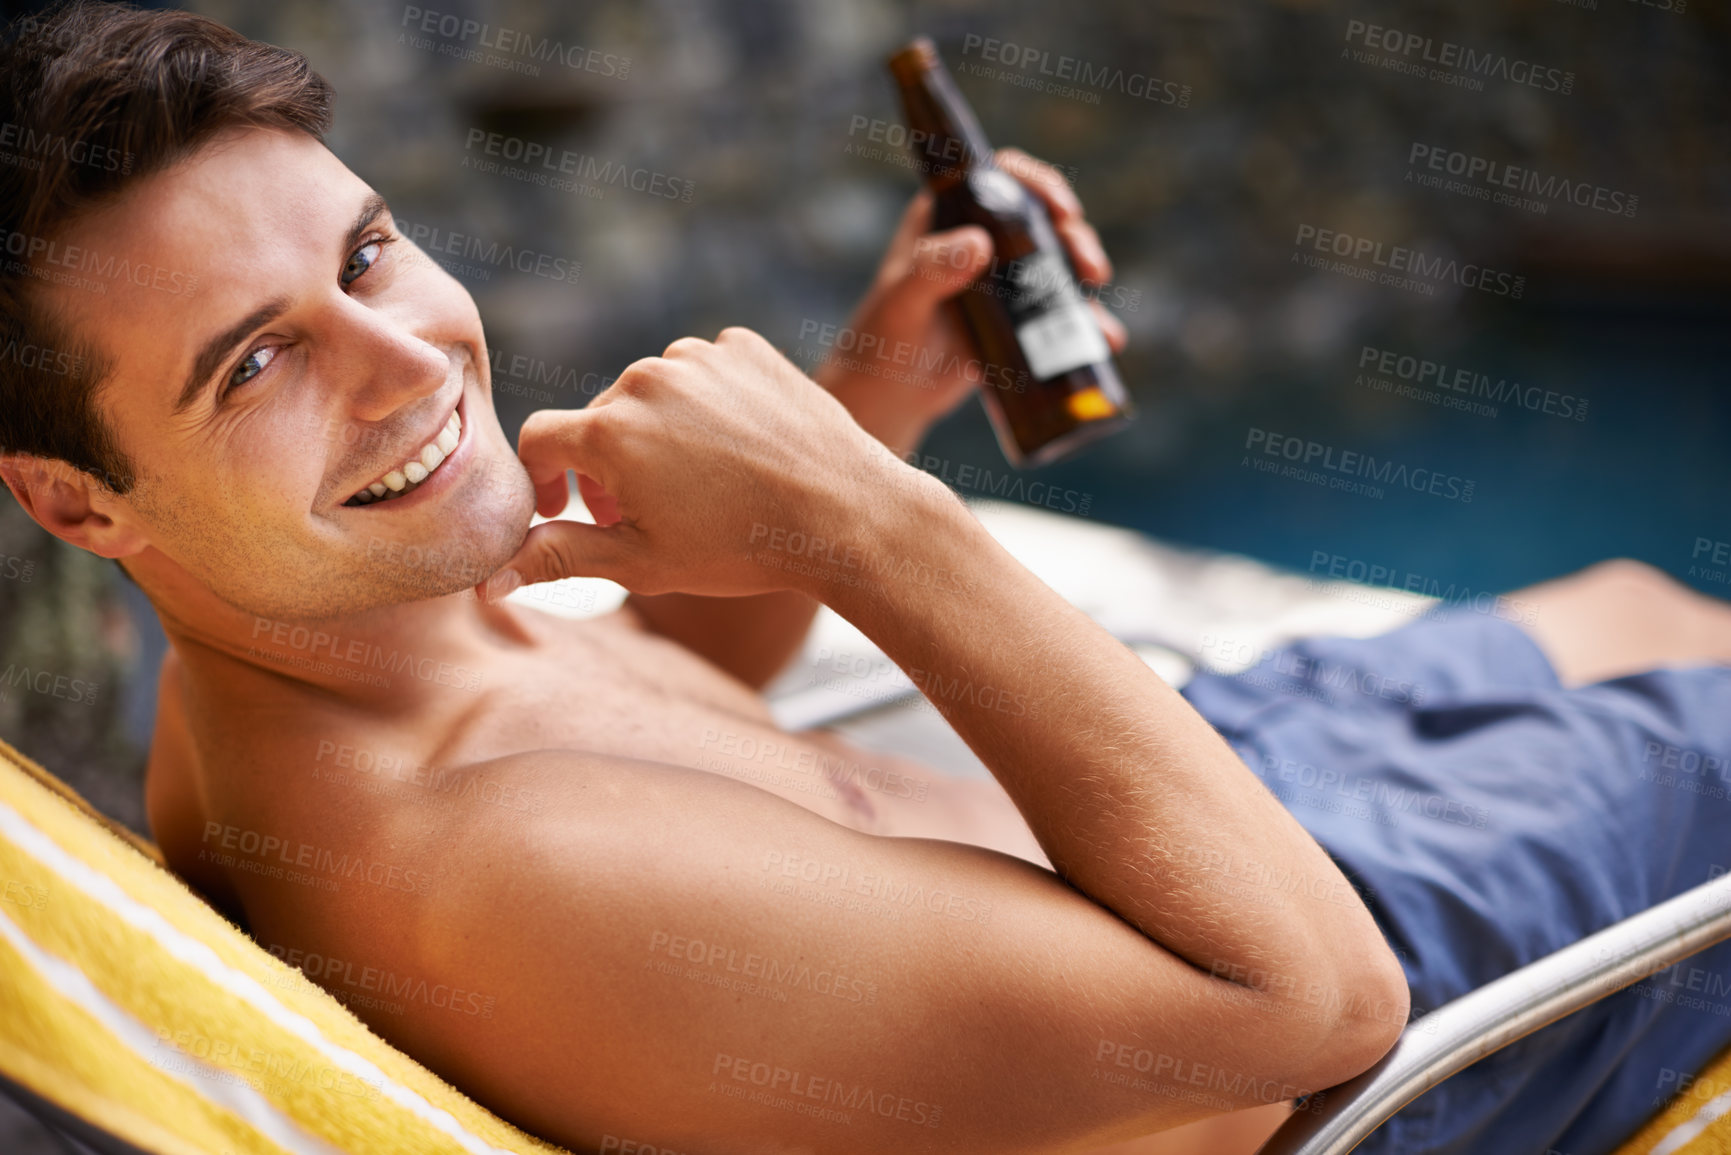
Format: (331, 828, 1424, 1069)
(866, 190, 936, 294)
(714, 325, 772, 352)
(661, 336, 713, 361)
(996, 147, 1083, 224)
(532, 472, 570, 519)
(890, 188, 935, 252)
(516, 407, 606, 518)
(478, 518, 636, 604)
(1058, 217, 1114, 286)
(576, 471, 620, 526)
(1090, 299, 1128, 353)
(897, 225, 993, 310)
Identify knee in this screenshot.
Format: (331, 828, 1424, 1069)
(1570, 558, 1709, 625)
(1577, 558, 1685, 599)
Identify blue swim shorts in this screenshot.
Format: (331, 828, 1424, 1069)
(1178, 604, 1731, 1155)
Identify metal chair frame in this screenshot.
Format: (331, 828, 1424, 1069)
(1256, 871, 1731, 1154)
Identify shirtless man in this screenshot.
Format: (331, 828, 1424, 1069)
(5, 8, 1731, 1155)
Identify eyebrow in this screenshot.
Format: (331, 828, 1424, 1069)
(171, 192, 392, 415)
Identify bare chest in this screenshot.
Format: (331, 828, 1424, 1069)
(436, 618, 946, 834)
(162, 612, 956, 865)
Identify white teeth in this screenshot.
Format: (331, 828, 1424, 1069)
(346, 405, 462, 506)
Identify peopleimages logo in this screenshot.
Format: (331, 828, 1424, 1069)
(1691, 538, 1730, 588)
(1293, 224, 1525, 300)
(1305, 551, 1539, 626)
(462, 129, 695, 202)
(393, 216, 582, 286)
(1244, 427, 1475, 503)
(957, 34, 1191, 107)
(0, 227, 200, 297)
(1342, 19, 1574, 95)
(247, 617, 483, 692)
(1357, 345, 1588, 422)
(0, 664, 99, 706)
(0, 121, 131, 173)
(0, 337, 82, 377)
(1407, 144, 1637, 219)
(400, 7, 630, 78)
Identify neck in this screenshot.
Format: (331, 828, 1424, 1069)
(132, 547, 531, 713)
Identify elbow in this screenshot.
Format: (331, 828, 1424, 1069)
(1304, 942, 1411, 1092)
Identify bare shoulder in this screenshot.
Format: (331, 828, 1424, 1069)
(297, 747, 1347, 1155)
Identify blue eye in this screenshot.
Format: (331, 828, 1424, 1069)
(342, 239, 383, 286)
(215, 232, 395, 402)
(227, 344, 278, 391)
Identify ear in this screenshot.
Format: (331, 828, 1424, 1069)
(0, 454, 152, 560)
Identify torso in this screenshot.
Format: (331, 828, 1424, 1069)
(145, 600, 1045, 935)
(142, 605, 1282, 1155)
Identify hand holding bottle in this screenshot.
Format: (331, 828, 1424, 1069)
(815, 147, 1128, 453)
(885, 36, 1136, 467)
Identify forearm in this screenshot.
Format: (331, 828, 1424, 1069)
(812, 476, 1404, 1021)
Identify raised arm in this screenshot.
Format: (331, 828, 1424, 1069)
(464, 326, 1407, 1148)
(615, 148, 1127, 689)
(812, 475, 1405, 1023)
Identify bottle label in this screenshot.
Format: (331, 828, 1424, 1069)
(968, 168, 1025, 214)
(1004, 251, 1110, 380)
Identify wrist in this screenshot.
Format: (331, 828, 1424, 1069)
(783, 458, 972, 607)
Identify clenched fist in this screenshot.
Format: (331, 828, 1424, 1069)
(479, 327, 943, 602)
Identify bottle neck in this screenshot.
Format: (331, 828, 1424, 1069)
(896, 64, 995, 187)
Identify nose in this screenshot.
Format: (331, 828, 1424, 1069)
(331, 294, 452, 425)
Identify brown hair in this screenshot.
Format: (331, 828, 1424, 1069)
(0, 0, 334, 495)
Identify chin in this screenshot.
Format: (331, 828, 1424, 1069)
(210, 461, 537, 622)
(356, 460, 539, 608)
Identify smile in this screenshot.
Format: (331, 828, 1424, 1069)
(343, 403, 463, 507)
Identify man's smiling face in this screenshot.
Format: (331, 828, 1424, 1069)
(45, 125, 536, 621)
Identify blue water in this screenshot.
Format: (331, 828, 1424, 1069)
(922, 308, 1731, 599)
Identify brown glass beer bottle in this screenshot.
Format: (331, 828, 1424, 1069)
(887, 36, 1134, 468)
